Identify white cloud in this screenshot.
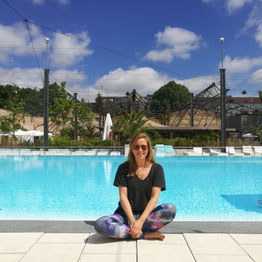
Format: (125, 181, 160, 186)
(243, 1, 262, 30)
(202, 0, 214, 3)
(51, 69, 86, 83)
(51, 32, 93, 68)
(255, 24, 262, 47)
(58, 0, 69, 4)
(92, 67, 170, 97)
(223, 55, 262, 73)
(145, 26, 203, 63)
(0, 67, 86, 89)
(226, 0, 253, 14)
(31, 0, 69, 5)
(238, 0, 262, 49)
(79, 67, 217, 102)
(32, 0, 45, 5)
(0, 22, 93, 69)
(0, 67, 44, 88)
(177, 75, 219, 94)
(250, 68, 262, 83)
(0, 22, 44, 64)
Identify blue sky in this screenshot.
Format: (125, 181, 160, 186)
(0, 0, 262, 101)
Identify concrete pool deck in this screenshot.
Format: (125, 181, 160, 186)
(1, 221, 262, 262)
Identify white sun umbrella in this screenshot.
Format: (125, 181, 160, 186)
(242, 133, 257, 138)
(103, 113, 113, 140)
(14, 129, 28, 136)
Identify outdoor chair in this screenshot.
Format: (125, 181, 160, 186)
(184, 147, 203, 156)
(164, 145, 176, 156)
(209, 149, 228, 156)
(242, 146, 254, 156)
(155, 144, 166, 156)
(82, 150, 97, 155)
(0, 149, 19, 156)
(254, 146, 262, 156)
(110, 151, 121, 156)
(97, 150, 109, 156)
(226, 147, 243, 156)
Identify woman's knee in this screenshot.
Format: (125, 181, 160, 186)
(94, 215, 129, 239)
(158, 203, 176, 221)
(94, 216, 107, 233)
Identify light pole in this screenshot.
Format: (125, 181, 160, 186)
(220, 37, 226, 152)
(74, 93, 78, 141)
(220, 37, 224, 69)
(44, 38, 50, 151)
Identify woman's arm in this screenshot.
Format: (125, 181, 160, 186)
(118, 186, 136, 225)
(129, 187, 161, 238)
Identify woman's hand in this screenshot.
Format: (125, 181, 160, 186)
(129, 219, 143, 239)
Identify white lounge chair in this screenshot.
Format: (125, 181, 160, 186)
(155, 144, 166, 156)
(19, 150, 41, 156)
(254, 146, 262, 156)
(110, 151, 121, 156)
(82, 150, 97, 155)
(209, 149, 228, 156)
(242, 146, 254, 156)
(184, 147, 203, 156)
(226, 147, 243, 156)
(43, 149, 70, 156)
(54, 150, 71, 155)
(164, 145, 176, 156)
(124, 144, 129, 157)
(97, 150, 109, 156)
(71, 150, 86, 155)
(0, 149, 19, 156)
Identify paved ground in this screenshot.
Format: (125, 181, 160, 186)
(1, 232, 262, 262)
(1, 221, 262, 262)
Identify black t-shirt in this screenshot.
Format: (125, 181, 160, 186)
(113, 161, 166, 214)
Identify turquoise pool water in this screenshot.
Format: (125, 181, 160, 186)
(0, 156, 262, 221)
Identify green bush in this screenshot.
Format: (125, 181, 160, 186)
(151, 138, 172, 146)
(84, 138, 112, 146)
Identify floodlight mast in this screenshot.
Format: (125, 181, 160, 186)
(220, 37, 226, 152)
(44, 38, 50, 151)
(220, 37, 224, 69)
(45, 38, 49, 69)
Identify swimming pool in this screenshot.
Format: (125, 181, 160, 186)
(0, 156, 262, 221)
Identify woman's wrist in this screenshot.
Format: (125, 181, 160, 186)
(129, 219, 136, 225)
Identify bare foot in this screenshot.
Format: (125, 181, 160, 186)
(144, 231, 165, 240)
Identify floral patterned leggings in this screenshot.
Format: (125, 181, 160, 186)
(94, 203, 176, 239)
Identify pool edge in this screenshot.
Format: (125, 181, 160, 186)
(0, 220, 262, 233)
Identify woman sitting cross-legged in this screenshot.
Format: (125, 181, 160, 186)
(94, 132, 176, 240)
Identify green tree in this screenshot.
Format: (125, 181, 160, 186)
(104, 102, 122, 117)
(93, 93, 105, 136)
(49, 82, 74, 136)
(247, 124, 262, 142)
(259, 91, 262, 102)
(113, 110, 149, 142)
(150, 81, 190, 124)
(76, 99, 96, 139)
(0, 84, 19, 109)
(0, 94, 25, 137)
(18, 87, 43, 116)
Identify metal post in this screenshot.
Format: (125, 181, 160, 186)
(220, 68, 226, 152)
(74, 93, 78, 141)
(190, 93, 194, 127)
(43, 38, 50, 151)
(44, 68, 50, 151)
(220, 37, 226, 152)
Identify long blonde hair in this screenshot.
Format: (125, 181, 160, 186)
(127, 133, 155, 176)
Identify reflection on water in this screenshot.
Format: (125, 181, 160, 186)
(221, 194, 262, 213)
(103, 160, 112, 185)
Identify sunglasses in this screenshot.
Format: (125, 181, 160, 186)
(133, 145, 148, 151)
